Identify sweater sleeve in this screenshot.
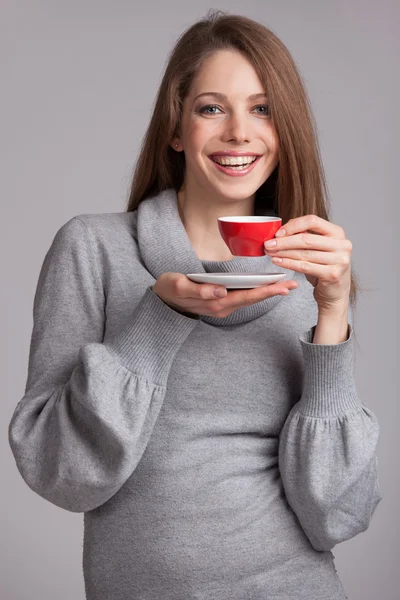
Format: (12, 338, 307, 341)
(278, 315, 383, 552)
(8, 217, 199, 513)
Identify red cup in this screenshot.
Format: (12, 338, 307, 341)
(218, 216, 282, 257)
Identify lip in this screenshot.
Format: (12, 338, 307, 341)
(208, 151, 261, 157)
(208, 155, 261, 177)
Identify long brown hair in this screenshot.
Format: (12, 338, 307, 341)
(126, 9, 359, 306)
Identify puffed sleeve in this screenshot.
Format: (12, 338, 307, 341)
(8, 217, 199, 512)
(278, 315, 383, 551)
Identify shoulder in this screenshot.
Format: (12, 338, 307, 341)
(70, 211, 137, 241)
(45, 211, 140, 281)
(51, 211, 138, 253)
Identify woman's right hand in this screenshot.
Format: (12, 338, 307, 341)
(152, 272, 298, 319)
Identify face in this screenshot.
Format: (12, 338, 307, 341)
(172, 49, 279, 204)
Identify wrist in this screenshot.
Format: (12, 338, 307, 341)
(317, 300, 349, 319)
(313, 304, 350, 345)
(150, 286, 199, 320)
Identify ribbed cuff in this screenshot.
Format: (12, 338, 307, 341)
(298, 324, 360, 417)
(106, 287, 200, 384)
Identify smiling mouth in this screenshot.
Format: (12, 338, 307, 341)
(210, 156, 258, 170)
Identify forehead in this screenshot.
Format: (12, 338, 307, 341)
(188, 49, 265, 97)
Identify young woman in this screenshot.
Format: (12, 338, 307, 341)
(9, 11, 382, 600)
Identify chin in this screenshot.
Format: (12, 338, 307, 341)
(209, 182, 260, 202)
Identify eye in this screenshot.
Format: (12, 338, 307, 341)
(198, 104, 222, 115)
(197, 104, 270, 117)
(253, 104, 270, 116)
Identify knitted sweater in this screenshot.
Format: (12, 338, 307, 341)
(8, 188, 383, 600)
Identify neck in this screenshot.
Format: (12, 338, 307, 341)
(177, 183, 255, 261)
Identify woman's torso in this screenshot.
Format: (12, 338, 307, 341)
(81, 211, 346, 599)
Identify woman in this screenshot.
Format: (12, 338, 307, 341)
(9, 10, 383, 600)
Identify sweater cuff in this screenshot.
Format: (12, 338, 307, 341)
(106, 287, 199, 384)
(297, 324, 360, 418)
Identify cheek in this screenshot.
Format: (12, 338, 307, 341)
(261, 126, 279, 168)
(185, 118, 220, 146)
(267, 127, 279, 155)
(183, 122, 202, 149)
(270, 139, 279, 160)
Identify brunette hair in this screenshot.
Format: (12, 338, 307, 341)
(125, 9, 359, 306)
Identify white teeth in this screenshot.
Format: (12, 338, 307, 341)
(212, 156, 257, 166)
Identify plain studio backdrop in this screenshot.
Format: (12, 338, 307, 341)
(1, 1, 398, 599)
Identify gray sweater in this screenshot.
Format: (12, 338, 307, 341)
(9, 188, 383, 600)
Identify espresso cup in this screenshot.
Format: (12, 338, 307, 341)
(218, 216, 282, 257)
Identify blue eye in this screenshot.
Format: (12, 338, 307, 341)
(199, 104, 221, 114)
(198, 104, 270, 116)
(254, 104, 270, 115)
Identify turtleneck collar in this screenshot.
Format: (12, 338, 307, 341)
(137, 188, 297, 326)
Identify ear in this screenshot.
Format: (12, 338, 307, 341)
(170, 138, 182, 151)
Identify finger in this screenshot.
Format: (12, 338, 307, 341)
(276, 215, 345, 239)
(268, 258, 346, 281)
(177, 275, 226, 300)
(193, 283, 228, 300)
(265, 233, 352, 252)
(187, 281, 298, 317)
(179, 278, 227, 300)
(222, 280, 298, 309)
(269, 249, 351, 266)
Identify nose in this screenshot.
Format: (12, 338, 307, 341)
(221, 111, 251, 145)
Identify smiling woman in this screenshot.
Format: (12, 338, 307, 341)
(175, 49, 280, 218)
(128, 11, 359, 302)
(8, 8, 382, 600)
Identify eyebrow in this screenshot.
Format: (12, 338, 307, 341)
(193, 92, 268, 102)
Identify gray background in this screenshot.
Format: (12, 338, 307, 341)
(1, 1, 398, 599)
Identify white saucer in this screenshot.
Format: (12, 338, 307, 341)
(186, 272, 287, 289)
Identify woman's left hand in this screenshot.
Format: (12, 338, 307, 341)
(264, 215, 352, 312)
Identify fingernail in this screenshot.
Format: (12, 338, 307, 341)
(276, 228, 286, 237)
(265, 239, 277, 248)
(213, 288, 226, 298)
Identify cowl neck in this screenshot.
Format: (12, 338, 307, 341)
(137, 188, 296, 326)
